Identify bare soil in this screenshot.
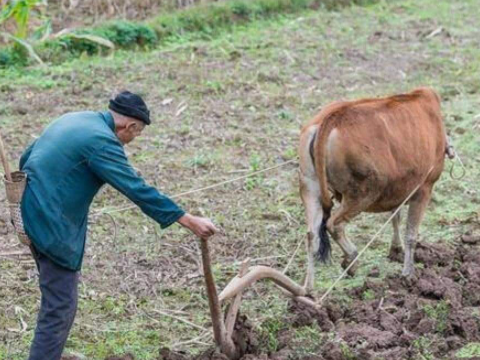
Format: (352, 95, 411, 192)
(287, 240, 480, 360)
(103, 240, 480, 360)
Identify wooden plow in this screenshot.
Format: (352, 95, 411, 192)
(199, 238, 318, 359)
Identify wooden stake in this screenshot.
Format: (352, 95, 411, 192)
(0, 130, 12, 182)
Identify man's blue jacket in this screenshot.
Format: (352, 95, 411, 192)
(20, 111, 185, 271)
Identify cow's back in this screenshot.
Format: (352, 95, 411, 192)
(323, 88, 446, 212)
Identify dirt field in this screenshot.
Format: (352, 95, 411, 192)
(1, 0, 479, 359)
(152, 240, 480, 360)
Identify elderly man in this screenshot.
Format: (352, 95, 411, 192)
(20, 91, 218, 360)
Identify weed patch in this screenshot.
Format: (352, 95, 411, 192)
(457, 343, 480, 358)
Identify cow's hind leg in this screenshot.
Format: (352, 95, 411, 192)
(331, 223, 359, 276)
(299, 171, 322, 292)
(403, 185, 432, 278)
(388, 210, 403, 262)
(327, 197, 372, 276)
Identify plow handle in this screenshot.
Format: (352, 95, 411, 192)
(199, 237, 237, 359)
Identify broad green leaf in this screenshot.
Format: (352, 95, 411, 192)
(0, 31, 44, 65)
(63, 33, 116, 49)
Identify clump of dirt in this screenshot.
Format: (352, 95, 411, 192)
(461, 232, 480, 245)
(231, 315, 260, 356)
(288, 299, 334, 332)
(414, 241, 456, 267)
(105, 355, 135, 360)
(157, 315, 262, 360)
(158, 348, 189, 360)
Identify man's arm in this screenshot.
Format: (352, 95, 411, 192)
(87, 138, 219, 238)
(88, 140, 185, 229)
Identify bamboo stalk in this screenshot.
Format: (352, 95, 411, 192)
(0, 130, 12, 182)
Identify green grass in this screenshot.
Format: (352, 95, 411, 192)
(0, 0, 479, 359)
(412, 336, 436, 360)
(422, 301, 450, 334)
(457, 343, 480, 359)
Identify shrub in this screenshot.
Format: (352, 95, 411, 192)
(93, 21, 158, 48)
(0, 47, 28, 68)
(35, 21, 158, 63)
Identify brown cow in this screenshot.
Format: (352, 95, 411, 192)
(299, 87, 448, 290)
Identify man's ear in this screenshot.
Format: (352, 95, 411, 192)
(126, 121, 137, 132)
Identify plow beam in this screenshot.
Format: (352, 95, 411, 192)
(219, 265, 307, 302)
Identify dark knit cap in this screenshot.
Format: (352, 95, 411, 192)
(109, 91, 151, 125)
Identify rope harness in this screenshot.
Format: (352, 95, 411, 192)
(91, 159, 298, 216)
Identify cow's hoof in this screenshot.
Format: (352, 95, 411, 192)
(388, 247, 404, 263)
(401, 269, 411, 277)
(401, 266, 417, 281)
(342, 254, 359, 277)
(401, 271, 417, 287)
(401, 265, 414, 277)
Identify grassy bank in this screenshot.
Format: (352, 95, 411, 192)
(0, 0, 375, 67)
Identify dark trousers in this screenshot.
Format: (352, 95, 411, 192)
(29, 246, 79, 360)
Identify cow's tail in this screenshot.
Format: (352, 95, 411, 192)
(313, 121, 335, 263)
(316, 211, 331, 263)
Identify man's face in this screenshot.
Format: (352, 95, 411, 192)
(116, 119, 146, 145)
